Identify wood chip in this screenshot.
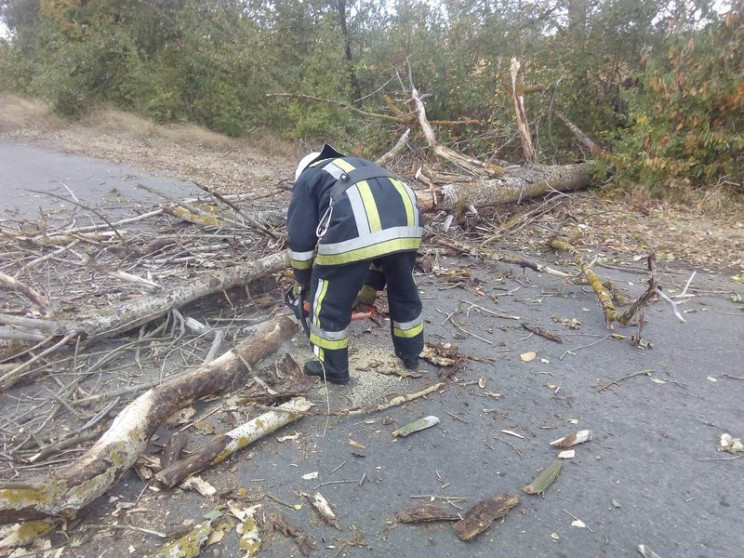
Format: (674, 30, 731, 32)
(453, 493, 520, 541)
(395, 503, 460, 523)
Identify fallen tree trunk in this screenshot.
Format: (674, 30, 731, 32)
(414, 163, 592, 213)
(0, 314, 298, 525)
(241, 162, 592, 224)
(0, 251, 288, 389)
(407, 79, 593, 211)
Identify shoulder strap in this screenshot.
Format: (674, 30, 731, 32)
(329, 165, 391, 202)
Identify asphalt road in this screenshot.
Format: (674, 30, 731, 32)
(0, 139, 204, 220)
(1, 139, 742, 558)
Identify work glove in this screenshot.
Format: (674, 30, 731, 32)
(292, 281, 308, 298)
(353, 284, 377, 312)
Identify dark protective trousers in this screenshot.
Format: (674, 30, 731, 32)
(307, 251, 423, 377)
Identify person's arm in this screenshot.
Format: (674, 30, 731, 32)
(286, 173, 321, 291)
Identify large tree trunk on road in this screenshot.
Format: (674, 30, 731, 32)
(0, 315, 298, 525)
(414, 163, 592, 212)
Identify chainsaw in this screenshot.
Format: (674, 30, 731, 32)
(284, 287, 376, 337)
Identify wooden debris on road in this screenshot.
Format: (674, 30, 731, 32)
(155, 397, 312, 488)
(453, 493, 520, 541)
(0, 315, 297, 525)
(522, 322, 563, 343)
(394, 503, 460, 523)
(264, 513, 315, 556)
(550, 429, 593, 448)
(300, 491, 341, 530)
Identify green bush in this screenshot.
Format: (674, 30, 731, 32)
(612, 8, 743, 194)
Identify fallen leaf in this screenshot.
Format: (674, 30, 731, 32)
(203, 509, 223, 522)
(393, 416, 440, 437)
(206, 529, 225, 546)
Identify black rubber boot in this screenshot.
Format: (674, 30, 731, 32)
(303, 360, 350, 385)
(403, 357, 419, 371)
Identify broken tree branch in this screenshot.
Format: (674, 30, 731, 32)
(0, 251, 288, 386)
(510, 58, 536, 162)
(0, 314, 298, 524)
(553, 108, 602, 155)
(0, 271, 54, 316)
(155, 397, 313, 487)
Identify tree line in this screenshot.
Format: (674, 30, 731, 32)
(0, 0, 741, 193)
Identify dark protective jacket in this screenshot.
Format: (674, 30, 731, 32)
(287, 144, 423, 286)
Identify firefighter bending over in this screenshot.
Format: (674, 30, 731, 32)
(287, 144, 424, 385)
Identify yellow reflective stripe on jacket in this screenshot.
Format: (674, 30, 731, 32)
(390, 178, 415, 227)
(356, 180, 381, 232)
(315, 236, 421, 265)
(393, 315, 424, 338)
(287, 248, 315, 269)
(315, 226, 422, 265)
(314, 346, 325, 361)
(322, 159, 355, 180)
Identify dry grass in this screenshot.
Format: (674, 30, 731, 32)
(0, 93, 63, 133)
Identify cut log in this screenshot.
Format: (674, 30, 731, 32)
(155, 397, 313, 487)
(414, 163, 592, 213)
(0, 314, 298, 525)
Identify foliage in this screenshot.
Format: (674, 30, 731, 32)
(0, 0, 740, 195)
(611, 5, 743, 194)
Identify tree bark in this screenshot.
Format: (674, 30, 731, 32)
(414, 163, 592, 213)
(155, 397, 312, 488)
(0, 315, 298, 525)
